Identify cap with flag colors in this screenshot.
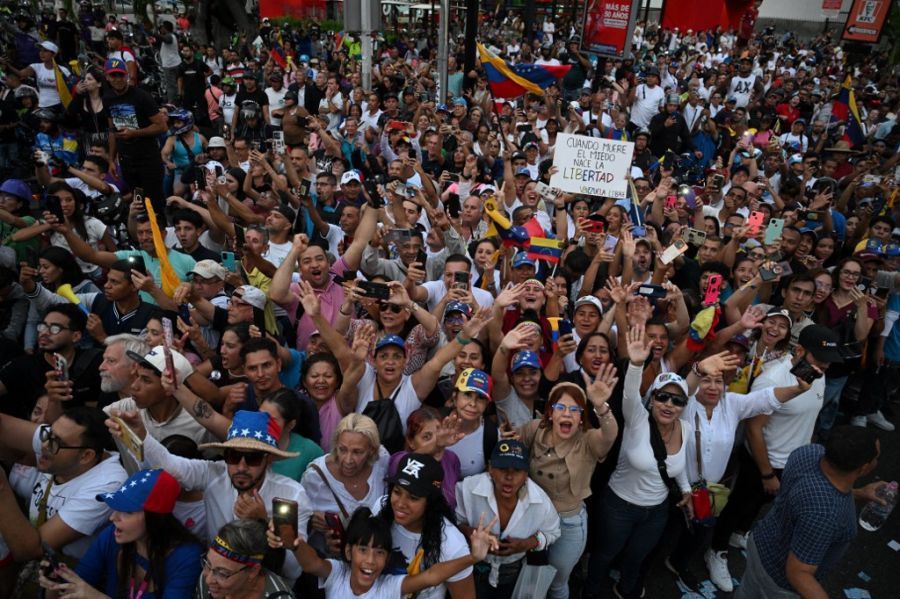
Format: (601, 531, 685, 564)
(478, 43, 571, 99)
(97, 469, 181, 514)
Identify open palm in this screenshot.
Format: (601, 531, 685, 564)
(626, 324, 651, 364)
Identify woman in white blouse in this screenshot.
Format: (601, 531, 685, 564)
(583, 325, 693, 599)
(663, 350, 810, 590)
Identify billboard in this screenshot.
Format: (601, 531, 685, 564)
(842, 0, 892, 43)
(580, 0, 640, 58)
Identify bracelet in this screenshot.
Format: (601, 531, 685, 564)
(339, 307, 352, 316)
(761, 472, 777, 480)
(691, 362, 706, 378)
(455, 332, 472, 345)
(530, 531, 546, 552)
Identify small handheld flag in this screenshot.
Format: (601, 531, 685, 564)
(526, 237, 564, 264)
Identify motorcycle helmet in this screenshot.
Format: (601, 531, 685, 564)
(14, 85, 38, 103)
(169, 108, 194, 135)
(240, 100, 261, 122)
(33, 108, 59, 123)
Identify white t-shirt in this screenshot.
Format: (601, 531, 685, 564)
(355, 364, 421, 435)
(360, 109, 383, 130)
(31, 62, 70, 108)
(630, 84, 665, 129)
(389, 518, 472, 599)
(324, 223, 344, 257)
(266, 87, 287, 126)
(64, 176, 120, 201)
(420, 280, 495, 313)
(729, 74, 757, 108)
(159, 34, 182, 69)
(301, 448, 390, 523)
(219, 93, 238, 125)
(447, 421, 486, 478)
(324, 559, 405, 598)
(7, 426, 126, 559)
(264, 240, 292, 267)
(50, 217, 108, 274)
(749, 355, 824, 469)
(173, 498, 207, 536)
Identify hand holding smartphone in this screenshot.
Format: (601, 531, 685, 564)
(273, 498, 299, 549)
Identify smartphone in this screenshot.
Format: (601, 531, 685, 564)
(273, 130, 285, 155)
(298, 179, 311, 198)
(405, 185, 418, 198)
(45, 195, 65, 223)
(637, 284, 667, 299)
(759, 260, 793, 282)
(234, 225, 246, 248)
(516, 123, 532, 133)
(660, 239, 689, 265)
(764, 218, 785, 245)
(747, 211, 766, 236)
(602, 234, 619, 253)
(558, 319, 574, 336)
(681, 228, 707, 246)
(387, 120, 406, 131)
(178, 304, 191, 326)
(803, 210, 823, 222)
(665, 195, 677, 210)
(25, 246, 39, 268)
(133, 187, 145, 206)
(446, 193, 461, 219)
(196, 166, 207, 190)
(385, 228, 412, 244)
(446, 173, 460, 184)
(272, 498, 299, 548)
(162, 317, 177, 388)
(416, 249, 428, 267)
(222, 123, 231, 139)
(42, 543, 64, 583)
(711, 174, 725, 189)
(324, 511, 346, 546)
(856, 276, 872, 293)
(253, 305, 266, 334)
(453, 271, 470, 290)
(358, 281, 391, 300)
(111, 415, 144, 461)
(790, 358, 822, 384)
(53, 352, 69, 381)
(703, 274, 723, 306)
(632, 225, 647, 237)
(221, 251, 237, 272)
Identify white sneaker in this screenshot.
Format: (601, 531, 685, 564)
(705, 549, 734, 593)
(729, 532, 748, 550)
(850, 415, 868, 428)
(867, 411, 896, 431)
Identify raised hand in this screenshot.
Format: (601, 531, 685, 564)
(583, 363, 620, 407)
(298, 280, 321, 317)
(626, 324, 651, 365)
(739, 305, 766, 331)
(106, 408, 147, 442)
(501, 322, 539, 352)
(605, 277, 627, 304)
(351, 322, 375, 360)
(697, 351, 742, 377)
(435, 413, 465, 449)
(495, 282, 526, 309)
(460, 307, 492, 340)
(469, 513, 500, 562)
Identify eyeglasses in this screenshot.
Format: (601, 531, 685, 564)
(223, 449, 267, 466)
(379, 302, 404, 314)
(201, 556, 249, 581)
(36, 322, 70, 335)
(652, 391, 688, 407)
(445, 315, 466, 325)
(839, 269, 861, 279)
(40, 426, 91, 454)
(551, 403, 583, 413)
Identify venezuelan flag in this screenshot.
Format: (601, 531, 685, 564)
(477, 43, 571, 99)
(547, 317, 561, 350)
(484, 197, 530, 247)
(526, 237, 564, 264)
(270, 41, 288, 71)
(830, 75, 865, 148)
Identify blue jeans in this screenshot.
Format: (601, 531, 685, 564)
(816, 375, 848, 437)
(584, 488, 670, 597)
(547, 505, 587, 599)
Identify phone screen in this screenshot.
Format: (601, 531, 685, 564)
(273, 498, 299, 547)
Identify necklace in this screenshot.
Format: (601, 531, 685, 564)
(661, 422, 676, 445)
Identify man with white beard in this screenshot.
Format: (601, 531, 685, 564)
(97, 334, 149, 407)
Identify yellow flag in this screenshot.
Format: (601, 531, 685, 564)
(54, 62, 72, 108)
(144, 199, 180, 297)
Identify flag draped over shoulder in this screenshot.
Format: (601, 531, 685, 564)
(477, 43, 571, 99)
(144, 199, 180, 297)
(54, 62, 73, 108)
(830, 75, 865, 148)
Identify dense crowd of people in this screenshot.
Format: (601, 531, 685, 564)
(0, 1, 896, 598)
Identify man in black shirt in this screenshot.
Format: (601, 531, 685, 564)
(0, 304, 102, 418)
(234, 73, 270, 128)
(104, 58, 168, 221)
(176, 46, 211, 127)
(172, 209, 220, 262)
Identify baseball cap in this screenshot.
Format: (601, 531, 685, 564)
(524, 142, 539, 151)
(455, 368, 491, 400)
(207, 136, 227, 149)
(634, 129, 651, 140)
(727, 334, 752, 351)
(648, 372, 689, 398)
(39, 41, 59, 54)
(793, 118, 807, 126)
(105, 58, 128, 74)
(490, 440, 530, 471)
(375, 334, 406, 353)
(232, 285, 267, 310)
(221, 76, 236, 86)
(726, 96, 737, 103)
(514, 167, 533, 178)
(284, 90, 298, 102)
(453, 97, 467, 107)
(511, 151, 526, 161)
(97, 469, 181, 514)
(574, 295, 604, 314)
(512, 252, 536, 269)
(340, 170, 362, 185)
(765, 306, 793, 329)
(125, 346, 194, 385)
(189, 259, 227, 280)
(436, 103, 451, 114)
(666, 93, 680, 104)
(444, 301, 472, 318)
(388, 453, 444, 498)
(798, 325, 844, 363)
(271, 203, 297, 224)
(511, 350, 541, 372)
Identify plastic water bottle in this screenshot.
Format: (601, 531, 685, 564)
(858, 481, 898, 532)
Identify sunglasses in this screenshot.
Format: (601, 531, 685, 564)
(653, 391, 688, 407)
(379, 302, 404, 314)
(223, 449, 267, 466)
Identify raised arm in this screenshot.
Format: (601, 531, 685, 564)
(582, 365, 620, 459)
(411, 308, 492, 397)
(492, 324, 536, 400)
(622, 324, 652, 424)
(340, 203, 377, 270)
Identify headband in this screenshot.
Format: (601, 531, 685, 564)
(211, 535, 264, 565)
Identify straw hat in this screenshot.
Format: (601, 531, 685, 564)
(199, 411, 298, 458)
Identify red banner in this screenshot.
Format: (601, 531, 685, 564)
(581, 0, 637, 57)
(842, 0, 892, 43)
(661, 0, 753, 33)
(259, 0, 326, 20)
(822, 0, 843, 9)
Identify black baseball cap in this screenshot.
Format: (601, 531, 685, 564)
(388, 453, 443, 498)
(798, 325, 844, 364)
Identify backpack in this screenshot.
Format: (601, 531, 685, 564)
(117, 47, 144, 82)
(363, 381, 405, 454)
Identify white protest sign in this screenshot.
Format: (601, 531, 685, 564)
(550, 133, 635, 199)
